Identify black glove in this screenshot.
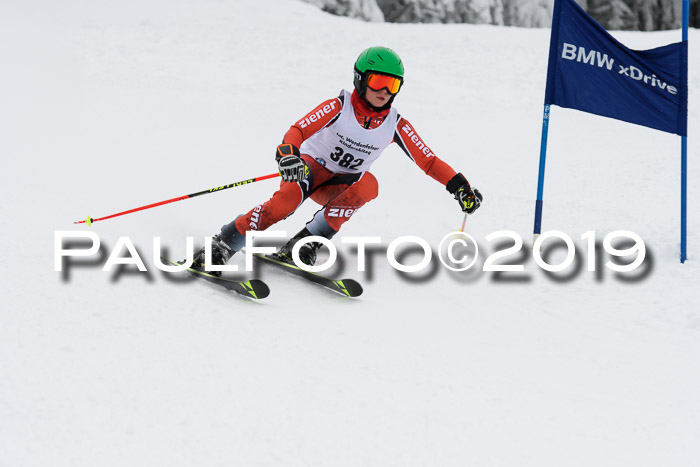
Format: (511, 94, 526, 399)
(447, 173, 483, 214)
(276, 143, 308, 183)
(455, 185, 483, 214)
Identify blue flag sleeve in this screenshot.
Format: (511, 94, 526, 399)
(545, 0, 688, 136)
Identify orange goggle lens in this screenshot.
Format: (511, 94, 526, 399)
(366, 73, 402, 94)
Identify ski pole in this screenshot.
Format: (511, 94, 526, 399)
(74, 172, 280, 225)
(458, 213, 468, 232)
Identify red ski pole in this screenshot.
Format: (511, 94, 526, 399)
(458, 213, 468, 232)
(74, 172, 280, 225)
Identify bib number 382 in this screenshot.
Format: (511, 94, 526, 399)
(330, 147, 365, 170)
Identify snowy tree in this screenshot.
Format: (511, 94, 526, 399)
(452, 0, 506, 25)
(635, 0, 660, 30)
(643, 0, 683, 30)
(304, 0, 699, 30)
(586, 0, 636, 29)
(503, 0, 553, 27)
(301, 0, 385, 22)
(585, 0, 688, 31)
(325, 0, 559, 26)
(376, 0, 470, 24)
(375, 0, 509, 24)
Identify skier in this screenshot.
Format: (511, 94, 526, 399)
(192, 46, 483, 274)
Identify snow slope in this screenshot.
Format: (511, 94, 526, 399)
(2, 1, 699, 466)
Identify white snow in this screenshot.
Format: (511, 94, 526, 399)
(1, 1, 699, 466)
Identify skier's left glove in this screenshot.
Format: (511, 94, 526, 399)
(276, 143, 308, 183)
(447, 173, 483, 214)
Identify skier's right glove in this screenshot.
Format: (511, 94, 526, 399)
(447, 173, 483, 214)
(276, 143, 308, 183)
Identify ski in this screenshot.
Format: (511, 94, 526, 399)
(161, 258, 270, 300)
(253, 253, 363, 297)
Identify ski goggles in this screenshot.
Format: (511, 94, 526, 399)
(366, 73, 403, 94)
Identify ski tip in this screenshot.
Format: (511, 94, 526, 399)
(334, 279, 363, 297)
(243, 279, 270, 299)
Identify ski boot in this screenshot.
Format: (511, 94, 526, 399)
(272, 228, 323, 267)
(191, 234, 235, 277)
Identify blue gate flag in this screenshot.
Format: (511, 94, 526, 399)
(545, 0, 688, 136)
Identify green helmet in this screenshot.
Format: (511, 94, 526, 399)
(353, 46, 404, 108)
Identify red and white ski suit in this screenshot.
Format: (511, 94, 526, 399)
(231, 89, 458, 239)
